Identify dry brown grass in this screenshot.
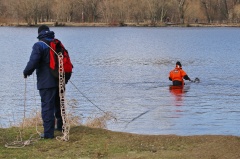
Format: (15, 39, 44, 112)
(16, 111, 81, 128)
(16, 111, 42, 128)
(85, 112, 116, 129)
(15, 98, 115, 130)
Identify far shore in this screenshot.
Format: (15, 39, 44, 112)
(2, 22, 240, 28)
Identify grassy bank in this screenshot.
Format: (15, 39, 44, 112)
(1, 126, 240, 159)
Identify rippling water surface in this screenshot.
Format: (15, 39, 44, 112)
(1, 27, 240, 136)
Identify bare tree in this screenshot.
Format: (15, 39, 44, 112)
(0, 0, 10, 23)
(146, 0, 157, 24)
(201, 0, 229, 23)
(98, 0, 110, 23)
(80, 0, 101, 22)
(222, 0, 229, 20)
(98, 0, 125, 24)
(176, 0, 190, 24)
(159, 0, 169, 22)
(14, 0, 39, 25)
(127, 0, 147, 24)
(0, 0, 4, 17)
(231, 3, 240, 22)
(201, 0, 215, 23)
(64, 0, 81, 22)
(38, 0, 52, 23)
(2, 0, 240, 25)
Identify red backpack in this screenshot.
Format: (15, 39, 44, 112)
(42, 39, 73, 83)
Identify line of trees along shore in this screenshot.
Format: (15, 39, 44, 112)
(1, 0, 240, 26)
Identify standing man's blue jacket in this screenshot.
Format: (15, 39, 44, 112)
(23, 31, 58, 90)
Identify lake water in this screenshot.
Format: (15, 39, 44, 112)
(1, 26, 240, 136)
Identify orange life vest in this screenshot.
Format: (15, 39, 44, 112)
(169, 67, 187, 85)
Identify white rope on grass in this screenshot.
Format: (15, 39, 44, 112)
(5, 79, 41, 148)
(5, 133, 40, 149)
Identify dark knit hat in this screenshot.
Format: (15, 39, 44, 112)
(38, 25, 50, 34)
(176, 61, 182, 67)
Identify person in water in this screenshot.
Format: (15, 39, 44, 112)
(169, 61, 191, 86)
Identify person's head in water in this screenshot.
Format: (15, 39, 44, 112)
(176, 61, 182, 68)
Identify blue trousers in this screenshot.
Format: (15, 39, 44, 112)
(39, 87, 62, 138)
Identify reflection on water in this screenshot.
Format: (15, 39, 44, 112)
(1, 27, 240, 136)
(169, 85, 190, 106)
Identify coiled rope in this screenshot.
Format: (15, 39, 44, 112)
(40, 40, 70, 141)
(5, 78, 40, 148)
(55, 53, 70, 141)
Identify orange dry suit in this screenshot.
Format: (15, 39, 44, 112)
(169, 66, 191, 86)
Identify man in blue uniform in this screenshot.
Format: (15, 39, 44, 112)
(23, 25, 62, 139)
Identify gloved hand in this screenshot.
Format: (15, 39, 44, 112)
(24, 74, 28, 78)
